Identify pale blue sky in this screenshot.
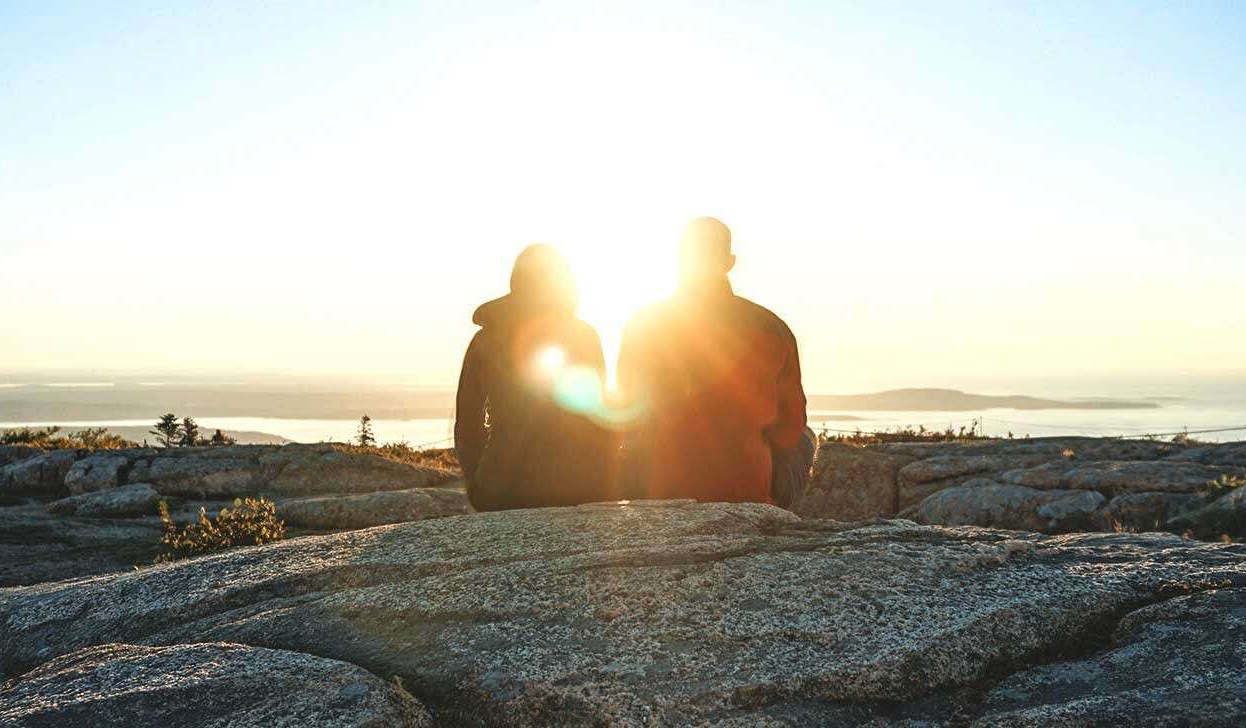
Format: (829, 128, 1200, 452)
(2, 1, 1244, 390)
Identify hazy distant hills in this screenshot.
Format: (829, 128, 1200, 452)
(807, 388, 1158, 412)
(0, 383, 1156, 421)
(0, 385, 458, 421)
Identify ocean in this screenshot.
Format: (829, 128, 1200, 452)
(2, 373, 1243, 446)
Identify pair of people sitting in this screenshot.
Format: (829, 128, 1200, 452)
(454, 217, 816, 511)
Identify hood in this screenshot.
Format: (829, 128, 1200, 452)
(472, 293, 575, 328)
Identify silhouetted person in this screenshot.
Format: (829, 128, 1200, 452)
(617, 218, 814, 506)
(455, 244, 614, 511)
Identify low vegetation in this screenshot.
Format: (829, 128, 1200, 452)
(1, 426, 137, 450)
(1202, 473, 1246, 502)
(335, 441, 460, 471)
(156, 498, 286, 563)
(820, 418, 993, 447)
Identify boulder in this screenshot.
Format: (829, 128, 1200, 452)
(915, 479, 1106, 533)
(1064, 438, 1187, 461)
(0, 642, 431, 727)
(1065, 460, 1245, 495)
(877, 439, 1068, 460)
(877, 437, 1183, 463)
(974, 588, 1246, 726)
(260, 445, 455, 496)
(1094, 491, 1204, 533)
(129, 456, 259, 498)
(10, 444, 458, 502)
(1167, 441, 1246, 467)
(791, 442, 914, 519)
(1168, 485, 1246, 539)
(896, 454, 1057, 509)
(0, 450, 82, 496)
(64, 454, 132, 494)
(46, 483, 161, 518)
(0, 446, 41, 468)
(278, 487, 471, 530)
(1, 502, 1243, 724)
(998, 460, 1075, 490)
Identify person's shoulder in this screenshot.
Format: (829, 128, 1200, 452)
(568, 317, 602, 343)
(622, 299, 673, 335)
(732, 295, 796, 342)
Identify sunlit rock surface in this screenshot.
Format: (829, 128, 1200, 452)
(46, 483, 160, 518)
(0, 443, 466, 586)
(1, 501, 1243, 725)
(277, 487, 470, 530)
(915, 480, 1105, 532)
(0, 642, 431, 727)
(796, 437, 1246, 536)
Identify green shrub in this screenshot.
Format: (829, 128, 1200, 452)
(157, 498, 286, 563)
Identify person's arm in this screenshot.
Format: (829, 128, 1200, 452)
(766, 327, 808, 451)
(454, 331, 488, 484)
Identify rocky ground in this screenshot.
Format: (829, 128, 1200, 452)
(795, 437, 1246, 538)
(0, 443, 467, 586)
(1, 438, 1245, 725)
(1, 500, 1244, 726)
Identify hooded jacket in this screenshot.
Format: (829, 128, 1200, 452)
(616, 280, 807, 504)
(455, 293, 614, 511)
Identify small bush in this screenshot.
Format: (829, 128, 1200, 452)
(1202, 474, 1246, 502)
(157, 498, 286, 563)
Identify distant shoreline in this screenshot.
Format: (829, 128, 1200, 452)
(0, 385, 1160, 422)
(806, 388, 1160, 412)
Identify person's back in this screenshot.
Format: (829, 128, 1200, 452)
(455, 245, 613, 511)
(617, 218, 812, 505)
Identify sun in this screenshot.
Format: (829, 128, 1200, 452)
(563, 240, 675, 387)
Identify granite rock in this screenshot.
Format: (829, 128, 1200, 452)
(0, 642, 431, 727)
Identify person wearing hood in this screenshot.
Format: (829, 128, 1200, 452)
(455, 244, 615, 511)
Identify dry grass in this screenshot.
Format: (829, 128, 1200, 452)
(333, 442, 460, 472)
(1, 426, 137, 450)
(819, 420, 993, 447)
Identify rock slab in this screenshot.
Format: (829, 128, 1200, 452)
(278, 487, 470, 530)
(975, 588, 1246, 726)
(0, 443, 458, 500)
(46, 483, 160, 518)
(1, 502, 1243, 725)
(916, 479, 1106, 533)
(0, 642, 430, 727)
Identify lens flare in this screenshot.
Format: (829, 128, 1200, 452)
(552, 365, 604, 415)
(535, 346, 566, 373)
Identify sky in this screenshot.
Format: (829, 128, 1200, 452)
(2, 0, 1244, 393)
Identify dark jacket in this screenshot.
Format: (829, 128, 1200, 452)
(455, 294, 615, 511)
(616, 280, 807, 504)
